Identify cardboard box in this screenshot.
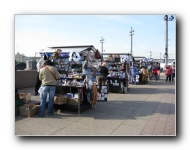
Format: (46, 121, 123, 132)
(19, 93, 31, 103)
(54, 95, 67, 105)
(67, 98, 79, 106)
(19, 104, 40, 117)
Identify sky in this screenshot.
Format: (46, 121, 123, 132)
(15, 14, 176, 59)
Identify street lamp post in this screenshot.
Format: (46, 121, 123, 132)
(164, 15, 174, 66)
(129, 27, 134, 66)
(100, 36, 105, 61)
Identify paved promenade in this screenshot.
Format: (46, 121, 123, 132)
(15, 73, 176, 136)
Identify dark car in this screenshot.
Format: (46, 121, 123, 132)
(15, 62, 26, 70)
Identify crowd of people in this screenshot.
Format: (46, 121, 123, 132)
(35, 53, 110, 117)
(130, 62, 175, 84)
(35, 54, 175, 117)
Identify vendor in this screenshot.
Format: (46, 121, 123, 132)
(98, 62, 109, 92)
(120, 63, 125, 71)
(141, 66, 148, 84)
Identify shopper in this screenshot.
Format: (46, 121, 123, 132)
(38, 60, 60, 117)
(157, 63, 161, 80)
(98, 62, 109, 92)
(147, 63, 152, 81)
(172, 64, 175, 81)
(166, 65, 172, 82)
(153, 64, 158, 81)
(34, 53, 48, 96)
(131, 64, 137, 84)
(142, 66, 148, 84)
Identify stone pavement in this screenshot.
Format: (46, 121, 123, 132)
(15, 73, 176, 136)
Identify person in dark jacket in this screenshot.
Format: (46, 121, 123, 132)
(172, 64, 175, 81)
(153, 64, 158, 81)
(98, 62, 109, 92)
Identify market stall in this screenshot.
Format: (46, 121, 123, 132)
(40, 45, 101, 114)
(102, 53, 131, 93)
(131, 56, 152, 84)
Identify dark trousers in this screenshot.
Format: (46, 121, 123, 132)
(98, 76, 107, 92)
(166, 75, 171, 82)
(139, 74, 142, 83)
(35, 72, 42, 94)
(172, 73, 175, 81)
(154, 73, 158, 81)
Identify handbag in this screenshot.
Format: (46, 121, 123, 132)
(38, 85, 43, 94)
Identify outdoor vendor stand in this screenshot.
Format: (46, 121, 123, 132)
(132, 56, 152, 84)
(40, 45, 101, 114)
(102, 53, 131, 93)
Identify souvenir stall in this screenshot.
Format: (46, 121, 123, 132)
(131, 57, 152, 84)
(102, 53, 131, 93)
(40, 45, 101, 114)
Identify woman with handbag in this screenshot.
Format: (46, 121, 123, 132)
(38, 60, 60, 117)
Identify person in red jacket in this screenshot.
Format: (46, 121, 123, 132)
(166, 65, 172, 82)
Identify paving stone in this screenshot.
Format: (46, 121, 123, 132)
(16, 74, 176, 136)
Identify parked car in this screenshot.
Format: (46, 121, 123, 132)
(15, 62, 26, 70)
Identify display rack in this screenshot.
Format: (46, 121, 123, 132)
(40, 45, 100, 114)
(102, 53, 131, 93)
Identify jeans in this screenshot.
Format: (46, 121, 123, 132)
(154, 73, 157, 81)
(172, 73, 175, 81)
(39, 85, 56, 116)
(132, 76, 136, 84)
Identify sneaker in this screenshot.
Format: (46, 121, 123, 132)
(48, 113, 54, 116)
(38, 114, 44, 117)
(48, 112, 54, 116)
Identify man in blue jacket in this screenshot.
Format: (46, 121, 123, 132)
(131, 65, 137, 85)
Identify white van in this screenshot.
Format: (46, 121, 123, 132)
(160, 59, 175, 72)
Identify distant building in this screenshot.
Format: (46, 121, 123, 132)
(15, 52, 27, 63)
(15, 52, 41, 70)
(15, 52, 40, 63)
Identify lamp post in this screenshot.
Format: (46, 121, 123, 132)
(129, 27, 134, 66)
(100, 36, 105, 61)
(164, 15, 174, 66)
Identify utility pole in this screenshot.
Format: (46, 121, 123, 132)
(100, 36, 104, 61)
(129, 27, 134, 65)
(150, 51, 152, 58)
(164, 15, 174, 66)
